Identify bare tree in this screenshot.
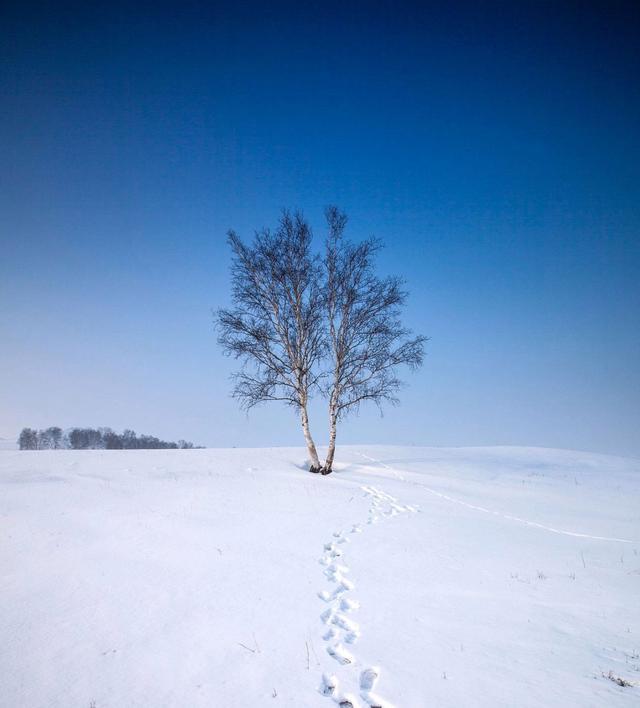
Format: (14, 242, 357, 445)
(321, 207, 426, 473)
(216, 211, 325, 471)
(47, 426, 63, 449)
(37, 429, 52, 449)
(102, 428, 123, 449)
(68, 428, 88, 449)
(18, 428, 38, 450)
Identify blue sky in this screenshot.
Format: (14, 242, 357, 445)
(1, 2, 639, 455)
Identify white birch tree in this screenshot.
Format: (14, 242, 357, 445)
(321, 207, 426, 473)
(217, 211, 325, 471)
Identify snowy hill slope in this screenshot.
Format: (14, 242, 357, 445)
(1, 446, 638, 707)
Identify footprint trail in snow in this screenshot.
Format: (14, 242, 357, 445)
(317, 484, 418, 707)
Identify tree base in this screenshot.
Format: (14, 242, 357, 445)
(309, 465, 332, 475)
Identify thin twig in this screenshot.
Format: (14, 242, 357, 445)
(238, 642, 256, 653)
(310, 639, 320, 666)
(305, 640, 310, 670)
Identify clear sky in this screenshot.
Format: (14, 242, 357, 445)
(1, 2, 639, 456)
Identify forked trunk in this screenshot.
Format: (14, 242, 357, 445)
(300, 403, 321, 472)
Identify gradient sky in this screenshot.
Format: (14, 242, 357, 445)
(1, 2, 639, 456)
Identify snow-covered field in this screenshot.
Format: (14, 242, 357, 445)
(1, 446, 639, 707)
(0, 437, 16, 451)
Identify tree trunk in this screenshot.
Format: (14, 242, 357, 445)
(323, 406, 338, 475)
(300, 403, 321, 471)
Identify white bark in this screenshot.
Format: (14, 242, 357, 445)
(300, 403, 321, 470)
(323, 390, 339, 473)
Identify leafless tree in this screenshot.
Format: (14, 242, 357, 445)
(18, 428, 38, 450)
(37, 429, 52, 449)
(321, 207, 426, 473)
(47, 426, 63, 449)
(216, 211, 325, 471)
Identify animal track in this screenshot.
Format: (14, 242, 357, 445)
(316, 483, 418, 706)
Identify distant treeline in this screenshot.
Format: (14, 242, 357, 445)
(19, 427, 202, 450)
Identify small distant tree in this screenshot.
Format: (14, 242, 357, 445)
(68, 428, 87, 450)
(321, 207, 426, 473)
(85, 428, 103, 449)
(47, 427, 63, 449)
(19, 428, 38, 450)
(121, 429, 137, 449)
(138, 434, 158, 449)
(101, 428, 122, 449)
(37, 429, 52, 449)
(217, 211, 325, 471)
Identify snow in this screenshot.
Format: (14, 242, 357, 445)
(1, 445, 639, 707)
(0, 437, 16, 451)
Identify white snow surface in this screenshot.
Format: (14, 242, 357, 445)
(1, 445, 639, 707)
(0, 437, 16, 451)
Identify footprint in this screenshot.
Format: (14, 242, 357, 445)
(319, 673, 338, 697)
(340, 597, 360, 612)
(324, 564, 349, 582)
(327, 643, 354, 665)
(363, 693, 393, 708)
(338, 696, 360, 708)
(318, 578, 353, 602)
(324, 543, 344, 558)
(339, 577, 355, 592)
(331, 612, 359, 633)
(360, 668, 394, 708)
(326, 562, 349, 575)
(324, 564, 350, 581)
(360, 668, 379, 692)
(320, 608, 335, 624)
